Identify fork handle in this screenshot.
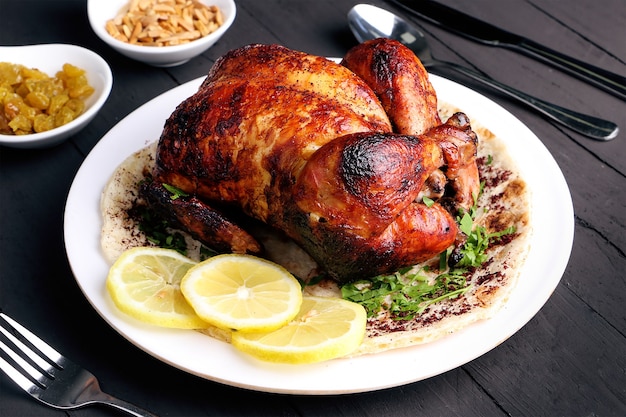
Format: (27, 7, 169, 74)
(97, 393, 159, 417)
(429, 60, 619, 140)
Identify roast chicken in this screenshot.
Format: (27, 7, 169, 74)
(142, 38, 480, 282)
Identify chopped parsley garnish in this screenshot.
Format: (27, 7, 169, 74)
(133, 204, 215, 260)
(132, 180, 214, 259)
(139, 209, 216, 261)
(422, 195, 435, 207)
(163, 184, 189, 200)
(136, 206, 189, 254)
(455, 210, 515, 268)
(341, 267, 470, 319)
(341, 182, 516, 320)
(454, 183, 515, 268)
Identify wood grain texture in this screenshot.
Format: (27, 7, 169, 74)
(0, 0, 624, 416)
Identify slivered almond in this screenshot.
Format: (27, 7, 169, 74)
(129, 21, 142, 43)
(105, 0, 224, 47)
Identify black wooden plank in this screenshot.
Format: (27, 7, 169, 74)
(402, 0, 626, 171)
(1, 0, 624, 416)
(465, 283, 626, 415)
(566, 219, 626, 333)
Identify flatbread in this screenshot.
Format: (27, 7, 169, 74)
(100, 103, 532, 356)
(100, 141, 207, 265)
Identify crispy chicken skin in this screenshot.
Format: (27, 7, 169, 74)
(155, 43, 391, 221)
(139, 180, 262, 254)
(149, 39, 480, 282)
(342, 38, 441, 135)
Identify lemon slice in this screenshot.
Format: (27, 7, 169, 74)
(231, 296, 367, 364)
(180, 254, 303, 332)
(106, 247, 208, 329)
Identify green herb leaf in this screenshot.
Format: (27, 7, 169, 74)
(163, 184, 189, 200)
(422, 196, 435, 207)
(134, 205, 195, 256)
(459, 212, 473, 236)
(456, 221, 516, 268)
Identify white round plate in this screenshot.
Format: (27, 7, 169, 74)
(64, 74, 573, 394)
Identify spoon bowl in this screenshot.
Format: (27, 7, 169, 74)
(348, 4, 618, 140)
(348, 3, 435, 65)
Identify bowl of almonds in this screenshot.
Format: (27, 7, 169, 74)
(88, 0, 236, 67)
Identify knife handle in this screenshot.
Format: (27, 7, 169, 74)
(512, 39, 626, 101)
(386, 0, 625, 99)
(429, 60, 619, 140)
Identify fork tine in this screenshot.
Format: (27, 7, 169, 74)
(0, 338, 48, 385)
(0, 313, 158, 417)
(0, 347, 40, 391)
(0, 313, 63, 366)
(0, 316, 55, 373)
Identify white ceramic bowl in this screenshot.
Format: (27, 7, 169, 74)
(0, 44, 113, 149)
(88, 0, 236, 67)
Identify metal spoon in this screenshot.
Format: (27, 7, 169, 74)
(347, 4, 619, 141)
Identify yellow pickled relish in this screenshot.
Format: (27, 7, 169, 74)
(0, 62, 94, 135)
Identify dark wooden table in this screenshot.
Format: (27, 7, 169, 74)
(2, 0, 625, 416)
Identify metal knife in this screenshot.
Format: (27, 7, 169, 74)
(386, 0, 626, 100)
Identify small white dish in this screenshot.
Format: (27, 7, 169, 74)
(0, 44, 113, 149)
(87, 0, 236, 67)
